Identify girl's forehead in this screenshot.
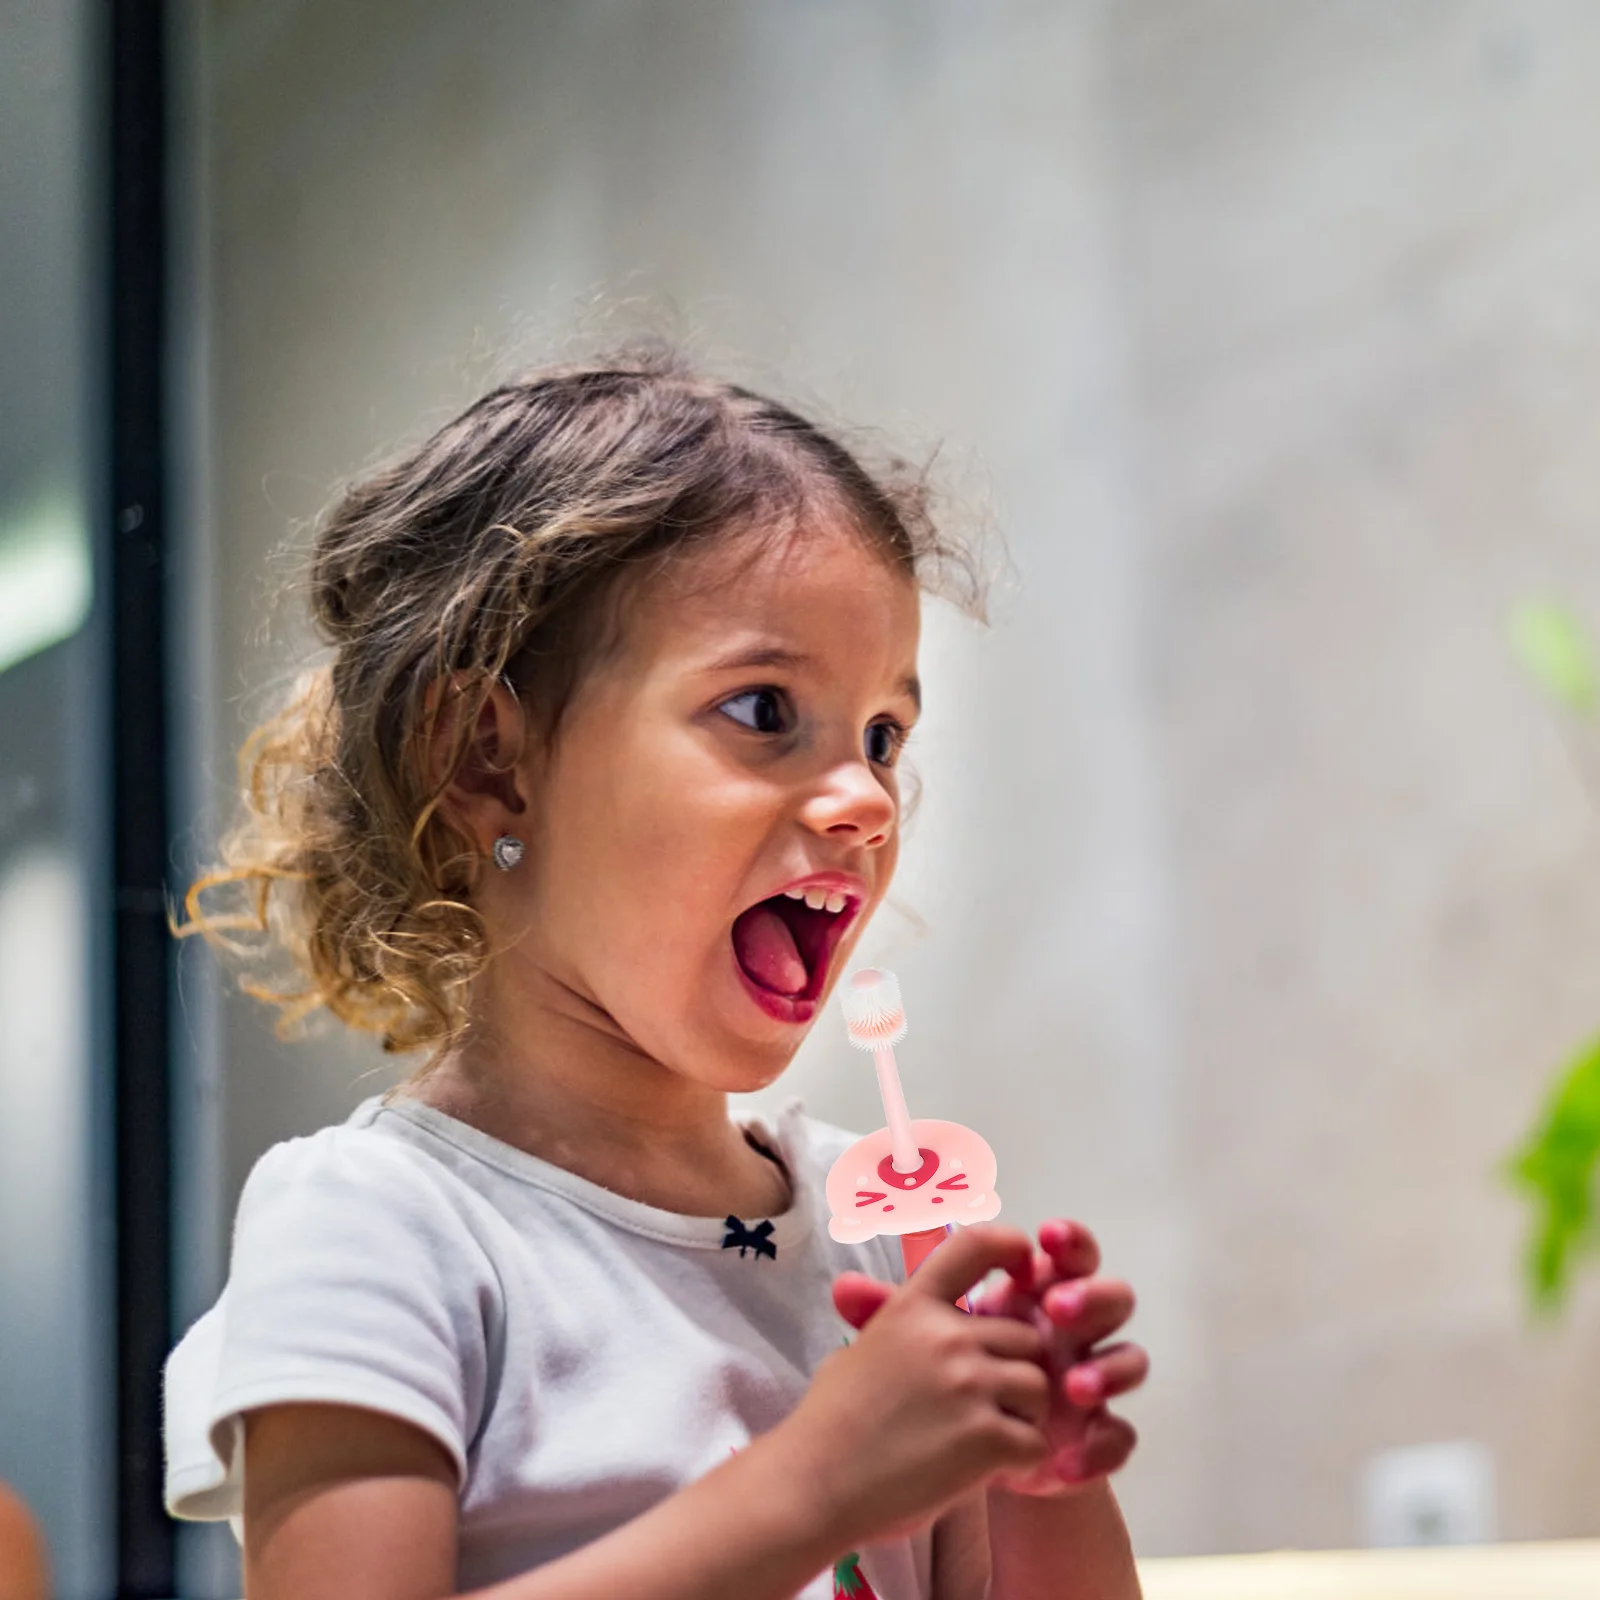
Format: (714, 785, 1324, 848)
(623, 519, 921, 670)
(668, 521, 915, 627)
(672, 516, 912, 611)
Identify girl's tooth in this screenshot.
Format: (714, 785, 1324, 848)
(824, 892, 846, 914)
(783, 887, 806, 900)
(803, 887, 827, 910)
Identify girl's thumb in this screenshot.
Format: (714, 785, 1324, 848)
(832, 1271, 894, 1330)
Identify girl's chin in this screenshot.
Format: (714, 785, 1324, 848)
(635, 954, 829, 1087)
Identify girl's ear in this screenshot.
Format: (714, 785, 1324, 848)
(422, 674, 530, 854)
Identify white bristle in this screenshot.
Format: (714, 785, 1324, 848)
(840, 967, 907, 1050)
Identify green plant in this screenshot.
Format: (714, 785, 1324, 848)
(1507, 600, 1600, 1308)
(1507, 1033, 1600, 1308)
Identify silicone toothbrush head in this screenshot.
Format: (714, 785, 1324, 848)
(840, 967, 907, 1050)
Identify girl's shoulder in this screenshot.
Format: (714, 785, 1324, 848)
(238, 1093, 468, 1209)
(229, 1094, 507, 1284)
(166, 1099, 502, 1526)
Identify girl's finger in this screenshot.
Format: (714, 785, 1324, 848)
(1054, 1415, 1139, 1484)
(831, 1271, 894, 1330)
(975, 1313, 1048, 1362)
(990, 1356, 1052, 1426)
(1038, 1218, 1100, 1279)
(1043, 1277, 1136, 1344)
(973, 1272, 1047, 1322)
(998, 1247, 1043, 1294)
(911, 1223, 1036, 1305)
(986, 1414, 1055, 1476)
(1064, 1341, 1150, 1406)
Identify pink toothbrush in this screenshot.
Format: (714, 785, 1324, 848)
(826, 968, 1001, 1302)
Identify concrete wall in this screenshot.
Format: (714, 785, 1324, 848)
(184, 0, 1600, 1559)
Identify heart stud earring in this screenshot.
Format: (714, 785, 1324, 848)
(491, 835, 525, 872)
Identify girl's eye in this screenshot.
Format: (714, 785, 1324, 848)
(719, 688, 791, 735)
(865, 720, 907, 766)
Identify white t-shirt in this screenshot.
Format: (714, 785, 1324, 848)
(163, 1093, 929, 1598)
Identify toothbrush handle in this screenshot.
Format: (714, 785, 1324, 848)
(872, 1046, 921, 1172)
(901, 1224, 971, 1313)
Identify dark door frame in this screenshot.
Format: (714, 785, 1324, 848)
(108, 0, 174, 1593)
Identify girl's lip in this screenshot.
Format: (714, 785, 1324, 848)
(767, 871, 870, 903)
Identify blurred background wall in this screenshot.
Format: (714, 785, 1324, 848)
(0, 2, 113, 1596)
(171, 0, 1600, 1580)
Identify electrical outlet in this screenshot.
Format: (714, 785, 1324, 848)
(1360, 1440, 1496, 1547)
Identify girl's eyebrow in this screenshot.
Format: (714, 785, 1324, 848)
(701, 644, 921, 712)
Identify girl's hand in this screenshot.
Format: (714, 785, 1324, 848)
(832, 1220, 1147, 1500)
(778, 1225, 1055, 1550)
(974, 1218, 1145, 1496)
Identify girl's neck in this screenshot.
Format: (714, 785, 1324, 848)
(400, 979, 791, 1219)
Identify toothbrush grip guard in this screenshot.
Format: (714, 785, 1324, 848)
(825, 1119, 1000, 1244)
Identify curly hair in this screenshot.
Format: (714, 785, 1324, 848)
(174, 349, 981, 1057)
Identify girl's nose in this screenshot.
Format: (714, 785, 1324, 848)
(799, 758, 896, 847)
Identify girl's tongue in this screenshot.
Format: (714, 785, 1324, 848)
(731, 903, 808, 996)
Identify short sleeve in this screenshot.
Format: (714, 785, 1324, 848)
(163, 1128, 498, 1524)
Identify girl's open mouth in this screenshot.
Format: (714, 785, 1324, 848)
(730, 886, 859, 1021)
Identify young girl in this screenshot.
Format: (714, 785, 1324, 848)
(164, 355, 1149, 1600)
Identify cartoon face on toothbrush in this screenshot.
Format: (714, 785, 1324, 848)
(826, 1118, 1000, 1243)
(824, 966, 1002, 1245)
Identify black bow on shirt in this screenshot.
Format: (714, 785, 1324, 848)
(721, 1216, 777, 1261)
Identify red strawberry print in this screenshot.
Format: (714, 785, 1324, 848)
(833, 1551, 879, 1599)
